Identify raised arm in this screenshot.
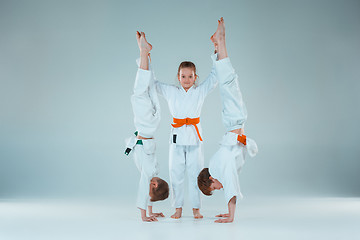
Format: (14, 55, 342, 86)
(154, 80, 175, 100)
(198, 55, 218, 95)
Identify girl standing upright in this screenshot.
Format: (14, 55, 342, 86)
(154, 24, 219, 219)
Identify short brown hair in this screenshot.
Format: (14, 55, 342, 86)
(177, 61, 199, 79)
(150, 178, 169, 202)
(197, 168, 213, 196)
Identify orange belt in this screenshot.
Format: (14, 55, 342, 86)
(237, 134, 247, 145)
(171, 117, 203, 141)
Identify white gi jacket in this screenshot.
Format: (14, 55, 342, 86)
(155, 53, 219, 145)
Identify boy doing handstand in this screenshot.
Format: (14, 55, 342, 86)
(197, 17, 258, 223)
(125, 31, 169, 222)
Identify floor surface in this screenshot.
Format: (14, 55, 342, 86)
(1, 197, 359, 240)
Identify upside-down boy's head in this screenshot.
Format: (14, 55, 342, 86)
(149, 177, 169, 202)
(198, 168, 223, 196)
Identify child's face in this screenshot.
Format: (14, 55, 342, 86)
(178, 67, 196, 90)
(209, 177, 223, 191)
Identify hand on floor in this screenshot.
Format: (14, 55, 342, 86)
(142, 216, 158, 222)
(149, 212, 165, 218)
(215, 213, 230, 218)
(215, 217, 233, 223)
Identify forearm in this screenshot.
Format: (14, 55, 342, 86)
(215, 196, 237, 223)
(228, 196, 236, 221)
(148, 206, 153, 215)
(137, 135, 153, 140)
(140, 207, 158, 222)
(147, 205, 165, 217)
(140, 208, 147, 220)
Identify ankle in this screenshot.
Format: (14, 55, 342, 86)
(217, 40, 226, 47)
(140, 50, 150, 55)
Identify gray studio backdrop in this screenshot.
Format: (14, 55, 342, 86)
(0, 0, 359, 200)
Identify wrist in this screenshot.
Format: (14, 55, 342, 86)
(140, 209, 147, 218)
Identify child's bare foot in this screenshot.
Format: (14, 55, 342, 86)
(171, 208, 182, 219)
(193, 208, 203, 219)
(210, 17, 225, 44)
(136, 31, 141, 48)
(136, 31, 152, 53)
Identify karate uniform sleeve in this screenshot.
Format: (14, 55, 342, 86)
(198, 53, 218, 95)
(154, 80, 174, 101)
(223, 156, 243, 204)
(215, 57, 248, 131)
(136, 168, 151, 210)
(134, 140, 158, 210)
(245, 137, 258, 158)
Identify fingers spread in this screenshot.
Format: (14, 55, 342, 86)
(215, 219, 226, 223)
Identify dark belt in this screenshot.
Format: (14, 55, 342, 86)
(124, 131, 143, 155)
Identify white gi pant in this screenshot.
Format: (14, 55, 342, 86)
(215, 57, 247, 131)
(125, 57, 161, 210)
(208, 56, 258, 203)
(169, 143, 203, 209)
(132, 59, 160, 139)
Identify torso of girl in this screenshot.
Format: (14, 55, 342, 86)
(155, 53, 219, 145)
